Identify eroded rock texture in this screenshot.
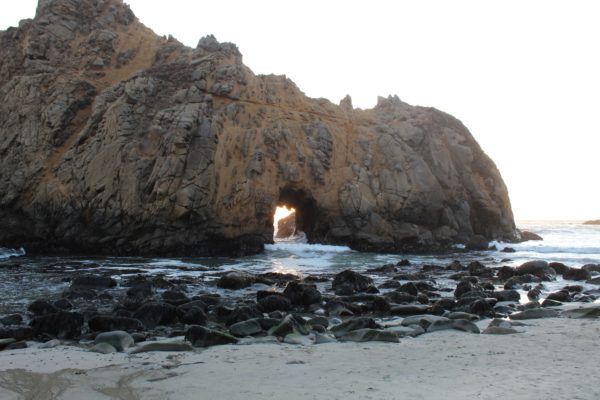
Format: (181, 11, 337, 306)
(0, 0, 517, 255)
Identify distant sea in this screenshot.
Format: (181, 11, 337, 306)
(0, 221, 598, 315)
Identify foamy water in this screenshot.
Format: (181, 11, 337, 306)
(0, 221, 598, 314)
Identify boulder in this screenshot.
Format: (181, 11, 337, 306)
(520, 231, 543, 241)
(515, 261, 556, 281)
(132, 302, 179, 328)
(269, 314, 311, 337)
(88, 316, 144, 332)
(0, 326, 34, 341)
(504, 274, 541, 289)
(332, 270, 374, 294)
(30, 311, 84, 339)
(229, 319, 264, 337)
(562, 305, 600, 319)
(28, 299, 59, 316)
(489, 290, 521, 303)
(283, 282, 322, 306)
(180, 307, 208, 325)
(71, 276, 117, 289)
(185, 326, 238, 347)
(257, 294, 291, 313)
(94, 331, 134, 352)
(509, 308, 559, 320)
(330, 317, 379, 338)
(562, 268, 591, 281)
(217, 272, 256, 290)
(0, 314, 23, 326)
(389, 304, 430, 316)
(89, 343, 117, 354)
(130, 342, 194, 354)
(340, 329, 399, 343)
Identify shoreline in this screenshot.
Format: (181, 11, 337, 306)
(1, 317, 599, 400)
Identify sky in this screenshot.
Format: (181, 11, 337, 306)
(1, 0, 598, 221)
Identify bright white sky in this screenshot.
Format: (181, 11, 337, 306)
(2, 0, 599, 221)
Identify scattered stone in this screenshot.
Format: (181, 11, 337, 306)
(496, 266, 515, 280)
(0, 314, 23, 326)
(314, 332, 337, 344)
(28, 299, 59, 316)
(520, 231, 543, 241)
(283, 282, 322, 306)
(447, 312, 479, 321)
(71, 275, 117, 289)
(389, 304, 430, 316)
(130, 342, 194, 353)
(30, 311, 84, 339)
(332, 270, 374, 294)
(53, 298, 73, 310)
(340, 329, 399, 343)
(0, 326, 34, 341)
(88, 316, 144, 332)
(562, 268, 591, 281)
(400, 315, 448, 329)
(217, 272, 255, 290)
(229, 319, 263, 337)
(330, 317, 379, 338)
(562, 305, 600, 319)
(38, 339, 61, 349)
(258, 294, 291, 313)
(483, 326, 520, 334)
(269, 315, 310, 337)
(283, 332, 314, 345)
(95, 331, 135, 352)
(509, 308, 559, 320)
(515, 261, 556, 281)
(89, 342, 117, 354)
(490, 290, 520, 302)
(546, 290, 572, 303)
(0, 338, 16, 351)
(185, 325, 238, 347)
(133, 302, 178, 329)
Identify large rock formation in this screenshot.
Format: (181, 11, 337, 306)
(0, 0, 517, 256)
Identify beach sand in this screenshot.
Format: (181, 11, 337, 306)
(0, 317, 598, 400)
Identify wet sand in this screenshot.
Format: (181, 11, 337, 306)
(1, 317, 599, 400)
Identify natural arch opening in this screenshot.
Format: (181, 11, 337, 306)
(272, 187, 319, 242)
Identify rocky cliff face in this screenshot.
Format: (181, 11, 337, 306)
(0, 0, 517, 256)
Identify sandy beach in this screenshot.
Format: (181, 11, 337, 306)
(1, 317, 598, 400)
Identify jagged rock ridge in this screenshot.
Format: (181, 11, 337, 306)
(0, 0, 517, 255)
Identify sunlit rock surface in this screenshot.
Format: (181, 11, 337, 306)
(0, 0, 516, 256)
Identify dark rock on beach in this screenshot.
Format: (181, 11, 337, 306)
(71, 276, 117, 290)
(132, 302, 179, 329)
(332, 270, 374, 295)
(185, 325, 238, 347)
(88, 315, 144, 332)
(30, 311, 84, 339)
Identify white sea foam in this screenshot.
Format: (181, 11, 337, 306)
(265, 242, 352, 254)
(0, 247, 25, 260)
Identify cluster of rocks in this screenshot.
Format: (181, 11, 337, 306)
(1, 259, 599, 353)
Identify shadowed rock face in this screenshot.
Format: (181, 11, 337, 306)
(0, 0, 517, 256)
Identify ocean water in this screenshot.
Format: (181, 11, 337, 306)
(0, 221, 598, 315)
